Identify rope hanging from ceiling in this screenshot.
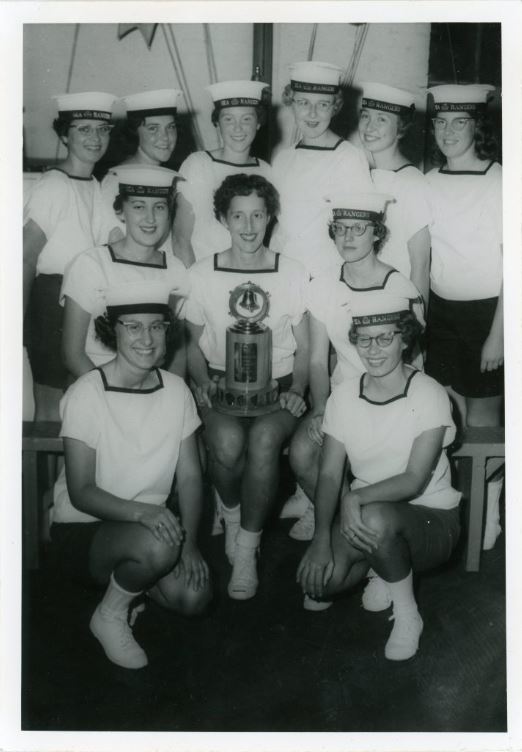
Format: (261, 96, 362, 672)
(341, 23, 369, 87)
(204, 24, 219, 84)
(55, 24, 80, 162)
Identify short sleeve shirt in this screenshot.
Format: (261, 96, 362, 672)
(52, 368, 201, 523)
(322, 369, 461, 510)
(185, 253, 307, 378)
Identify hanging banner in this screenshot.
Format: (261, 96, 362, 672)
(117, 24, 159, 49)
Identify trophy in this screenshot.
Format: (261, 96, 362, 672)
(213, 281, 280, 416)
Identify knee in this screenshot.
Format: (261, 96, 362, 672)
(289, 427, 319, 476)
(163, 579, 213, 616)
(361, 503, 401, 541)
(140, 535, 179, 578)
(249, 422, 285, 461)
(208, 424, 245, 469)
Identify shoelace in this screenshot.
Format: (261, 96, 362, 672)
(129, 602, 146, 628)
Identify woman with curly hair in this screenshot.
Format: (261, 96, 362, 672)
(287, 193, 424, 540)
(51, 282, 211, 670)
(185, 173, 309, 600)
(271, 61, 372, 278)
(297, 292, 461, 661)
(173, 80, 273, 267)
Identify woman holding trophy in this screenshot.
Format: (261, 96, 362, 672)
(185, 173, 309, 601)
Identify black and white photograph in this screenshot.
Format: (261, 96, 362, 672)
(2, 2, 522, 751)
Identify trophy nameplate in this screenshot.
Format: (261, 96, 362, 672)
(213, 281, 279, 416)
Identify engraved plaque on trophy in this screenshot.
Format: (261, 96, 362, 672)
(213, 281, 279, 416)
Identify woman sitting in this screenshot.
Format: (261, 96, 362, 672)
(51, 282, 211, 670)
(287, 192, 424, 540)
(185, 173, 309, 600)
(61, 164, 189, 379)
(173, 80, 273, 267)
(297, 292, 461, 661)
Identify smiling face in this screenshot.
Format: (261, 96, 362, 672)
(65, 118, 111, 166)
(358, 108, 400, 155)
(217, 107, 259, 157)
(433, 111, 476, 162)
(122, 195, 170, 248)
(332, 219, 376, 263)
(115, 312, 168, 372)
(137, 115, 177, 164)
(291, 91, 335, 142)
(223, 192, 269, 255)
(354, 322, 406, 378)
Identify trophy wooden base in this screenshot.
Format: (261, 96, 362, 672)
(213, 377, 280, 417)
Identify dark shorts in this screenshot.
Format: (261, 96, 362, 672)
(25, 274, 70, 390)
(407, 504, 461, 572)
(50, 521, 103, 586)
(425, 292, 504, 398)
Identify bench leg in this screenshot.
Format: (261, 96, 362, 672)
(465, 456, 487, 572)
(22, 450, 39, 570)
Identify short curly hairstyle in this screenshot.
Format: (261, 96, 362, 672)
(118, 112, 177, 157)
(348, 309, 423, 364)
(94, 307, 180, 364)
(214, 173, 280, 220)
(52, 114, 74, 140)
(281, 83, 344, 116)
(431, 111, 499, 164)
(211, 104, 266, 128)
(328, 218, 388, 254)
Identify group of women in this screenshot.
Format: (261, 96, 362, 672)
(23, 60, 503, 670)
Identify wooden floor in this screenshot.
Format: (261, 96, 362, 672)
(22, 470, 506, 733)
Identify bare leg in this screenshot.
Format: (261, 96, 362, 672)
(289, 415, 322, 501)
(33, 383, 62, 422)
(201, 407, 247, 508)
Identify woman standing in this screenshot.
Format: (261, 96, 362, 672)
(297, 292, 460, 661)
(173, 80, 272, 267)
(51, 283, 211, 670)
(23, 91, 116, 419)
(288, 193, 424, 540)
(185, 173, 309, 600)
(271, 61, 372, 279)
(425, 84, 503, 549)
(358, 82, 432, 305)
(100, 89, 181, 246)
(61, 165, 189, 379)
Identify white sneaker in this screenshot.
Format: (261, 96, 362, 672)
(90, 605, 148, 669)
(384, 609, 423, 661)
(280, 485, 311, 519)
(288, 503, 315, 541)
(483, 522, 502, 551)
(214, 493, 241, 564)
(228, 544, 259, 600)
(303, 594, 333, 612)
(362, 572, 391, 612)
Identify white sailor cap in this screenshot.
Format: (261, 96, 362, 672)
(289, 61, 342, 94)
(427, 84, 495, 113)
(122, 89, 182, 117)
(326, 192, 393, 222)
(360, 82, 415, 114)
(105, 281, 172, 318)
(114, 165, 179, 197)
(351, 291, 411, 327)
(53, 92, 117, 121)
(206, 80, 269, 109)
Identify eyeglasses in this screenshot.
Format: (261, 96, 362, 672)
(354, 331, 401, 348)
(69, 124, 114, 137)
(431, 117, 474, 133)
(293, 98, 334, 113)
(330, 221, 374, 238)
(116, 320, 170, 337)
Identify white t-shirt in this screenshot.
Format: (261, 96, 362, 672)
(60, 244, 190, 366)
(185, 253, 307, 379)
(24, 168, 110, 276)
(322, 369, 461, 510)
(426, 161, 502, 301)
(271, 139, 372, 278)
(177, 151, 274, 261)
(371, 165, 432, 278)
(307, 268, 424, 385)
(52, 368, 201, 523)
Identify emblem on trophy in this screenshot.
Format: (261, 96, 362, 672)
(213, 281, 280, 416)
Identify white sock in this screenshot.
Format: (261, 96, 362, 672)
(236, 527, 262, 549)
(221, 502, 241, 521)
(483, 477, 503, 550)
(387, 570, 418, 614)
(98, 573, 142, 617)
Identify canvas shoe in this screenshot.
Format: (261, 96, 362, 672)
(361, 571, 392, 612)
(280, 484, 311, 519)
(384, 609, 423, 661)
(90, 605, 148, 669)
(303, 594, 333, 612)
(288, 502, 315, 541)
(228, 544, 259, 600)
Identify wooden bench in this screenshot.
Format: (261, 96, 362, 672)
(22, 421, 63, 570)
(452, 426, 505, 572)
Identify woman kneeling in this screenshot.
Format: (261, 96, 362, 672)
(51, 282, 211, 670)
(297, 292, 460, 661)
